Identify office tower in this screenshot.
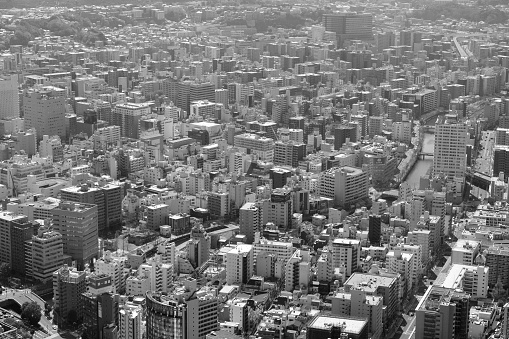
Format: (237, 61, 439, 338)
(177, 81, 215, 113)
(0, 211, 28, 267)
(407, 229, 432, 265)
(119, 304, 143, 339)
(332, 239, 361, 277)
(23, 87, 66, 139)
(433, 115, 468, 179)
(226, 244, 254, 285)
(268, 188, 293, 229)
(0, 74, 19, 119)
(26, 225, 64, 283)
(323, 12, 373, 46)
(239, 203, 260, 244)
(112, 103, 151, 139)
(52, 202, 98, 270)
(95, 251, 128, 294)
(415, 286, 470, 339)
(61, 183, 121, 234)
(10, 218, 33, 276)
(285, 249, 311, 292)
(274, 140, 306, 168)
(334, 125, 357, 150)
(368, 215, 381, 245)
(53, 265, 87, 327)
(319, 166, 369, 208)
(344, 273, 399, 321)
(306, 315, 368, 339)
(82, 291, 120, 339)
(187, 223, 210, 268)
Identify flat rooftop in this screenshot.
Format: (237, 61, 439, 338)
(309, 315, 367, 334)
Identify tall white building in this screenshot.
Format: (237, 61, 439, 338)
(285, 250, 311, 292)
(26, 225, 64, 283)
(226, 244, 253, 285)
(386, 250, 415, 295)
(119, 304, 143, 339)
(433, 114, 468, 179)
(95, 251, 128, 294)
(332, 238, 361, 277)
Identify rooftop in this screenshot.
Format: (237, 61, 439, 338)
(308, 315, 367, 334)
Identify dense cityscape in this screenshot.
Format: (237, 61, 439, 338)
(0, 1, 508, 339)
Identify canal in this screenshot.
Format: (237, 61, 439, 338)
(404, 125, 435, 189)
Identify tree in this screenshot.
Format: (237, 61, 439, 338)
(21, 301, 42, 326)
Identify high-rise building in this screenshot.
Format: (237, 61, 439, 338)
(433, 115, 468, 179)
(226, 244, 253, 285)
(119, 303, 143, 339)
(331, 289, 383, 339)
(0, 211, 29, 267)
(0, 74, 19, 119)
(285, 249, 311, 292)
(344, 273, 399, 322)
(274, 140, 306, 168)
(26, 225, 64, 283)
(187, 223, 210, 269)
(9, 218, 33, 276)
(95, 251, 128, 294)
(332, 238, 361, 277)
(177, 81, 215, 113)
(82, 291, 120, 339)
(323, 12, 373, 47)
(61, 183, 122, 234)
(239, 203, 260, 244)
(53, 265, 87, 327)
(415, 286, 470, 339)
(52, 202, 98, 270)
(368, 215, 381, 245)
(485, 244, 509, 287)
(268, 188, 293, 228)
(23, 87, 66, 139)
(112, 103, 151, 139)
(333, 125, 357, 150)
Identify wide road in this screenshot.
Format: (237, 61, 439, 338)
(0, 288, 56, 335)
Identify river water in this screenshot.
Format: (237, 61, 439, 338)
(404, 130, 435, 189)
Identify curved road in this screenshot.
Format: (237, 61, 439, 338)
(0, 288, 56, 336)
